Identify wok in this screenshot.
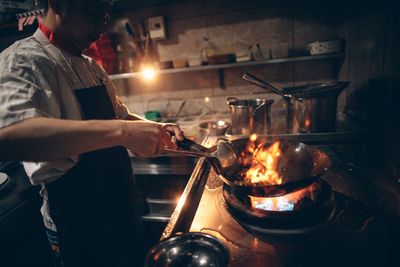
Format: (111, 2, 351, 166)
(214, 138, 331, 197)
(168, 137, 331, 198)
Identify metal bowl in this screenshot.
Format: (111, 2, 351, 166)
(145, 232, 229, 267)
(199, 120, 229, 136)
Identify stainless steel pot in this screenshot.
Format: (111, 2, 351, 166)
(285, 95, 341, 133)
(242, 73, 349, 133)
(227, 97, 274, 136)
(198, 120, 229, 136)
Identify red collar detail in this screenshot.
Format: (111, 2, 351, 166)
(39, 23, 82, 56)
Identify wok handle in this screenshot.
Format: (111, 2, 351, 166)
(163, 148, 207, 157)
(178, 137, 210, 153)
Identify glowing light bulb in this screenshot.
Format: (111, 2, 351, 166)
(204, 96, 210, 103)
(141, 66, 156, 81)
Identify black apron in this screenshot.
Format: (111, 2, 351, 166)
(46, 84, 143, 267)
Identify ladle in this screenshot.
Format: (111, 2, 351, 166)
(242, 72, 302, 101)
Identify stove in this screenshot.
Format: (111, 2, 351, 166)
(222, 179, 336, 235)
(161, 137, 400, 266)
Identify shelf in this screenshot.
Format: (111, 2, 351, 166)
(109, 53, 344, 80)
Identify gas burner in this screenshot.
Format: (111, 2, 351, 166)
(222, 179, 336, 235)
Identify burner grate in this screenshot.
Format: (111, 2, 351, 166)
(222, 179, 336, 234)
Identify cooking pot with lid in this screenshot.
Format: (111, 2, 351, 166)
(227, 97, 274, 136)
(283, 81, 349, 133)
(242, 73, 349, 133)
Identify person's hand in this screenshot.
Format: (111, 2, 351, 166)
(122, 121, 184, 157)
(122, 121, 172, 157)
(159, 123, 184, 149)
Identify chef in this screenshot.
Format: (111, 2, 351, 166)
(0, 0, 183, 266)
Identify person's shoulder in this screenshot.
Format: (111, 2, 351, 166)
(82, 54, 99, 68)
(0, 34, 56, 70)
(82, 54, 108, 76)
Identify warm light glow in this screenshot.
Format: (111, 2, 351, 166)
(252, 238, 259, 249)
(141, 66, 157, 80)
(204, 96, 210, 103)
(243, 139, 282, 185)
(217, 120, 226, 126)
(305, 118, 311, 128)
(250, 133, 257, 142)
(175, 194, 186, 211)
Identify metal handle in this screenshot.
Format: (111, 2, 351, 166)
(242, 72, 300, 101)
(253, 102, 266, 116)
(174, 100, 187, 118)
(125, 22, 144, 57)
(177, 137, 210, 153)
(163, 148, 209, 157)
(226, 97, 239, 105)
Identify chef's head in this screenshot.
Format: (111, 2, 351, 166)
(44, 0, 113, 50)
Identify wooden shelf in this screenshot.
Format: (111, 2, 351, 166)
(109, 53, 344, 80)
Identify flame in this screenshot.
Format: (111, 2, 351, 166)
(250, 185, 310, 211)
(242, 137, 282, 185)
(305, 118, 311, 129)
(238, 136, 316, 212)
(249, 133, 258, 142)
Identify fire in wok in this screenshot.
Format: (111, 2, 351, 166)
(217, 134, 331, 198)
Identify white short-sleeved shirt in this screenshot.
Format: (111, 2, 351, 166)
(0, 29, 130, 230)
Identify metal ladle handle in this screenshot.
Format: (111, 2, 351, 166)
(242, 72, 301, 101)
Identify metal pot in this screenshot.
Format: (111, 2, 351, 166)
(242, 73, 349, 133)
(227, 97, 274, 136)
(283, 83, 348, 133)
(198, 120, 229, 136)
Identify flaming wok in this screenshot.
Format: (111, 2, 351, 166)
(211, 136, 331, 197)
(169, 136, 331, 198)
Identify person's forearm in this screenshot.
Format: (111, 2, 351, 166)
(0, 117, 126, 161)
(125, 113, 148, 121)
